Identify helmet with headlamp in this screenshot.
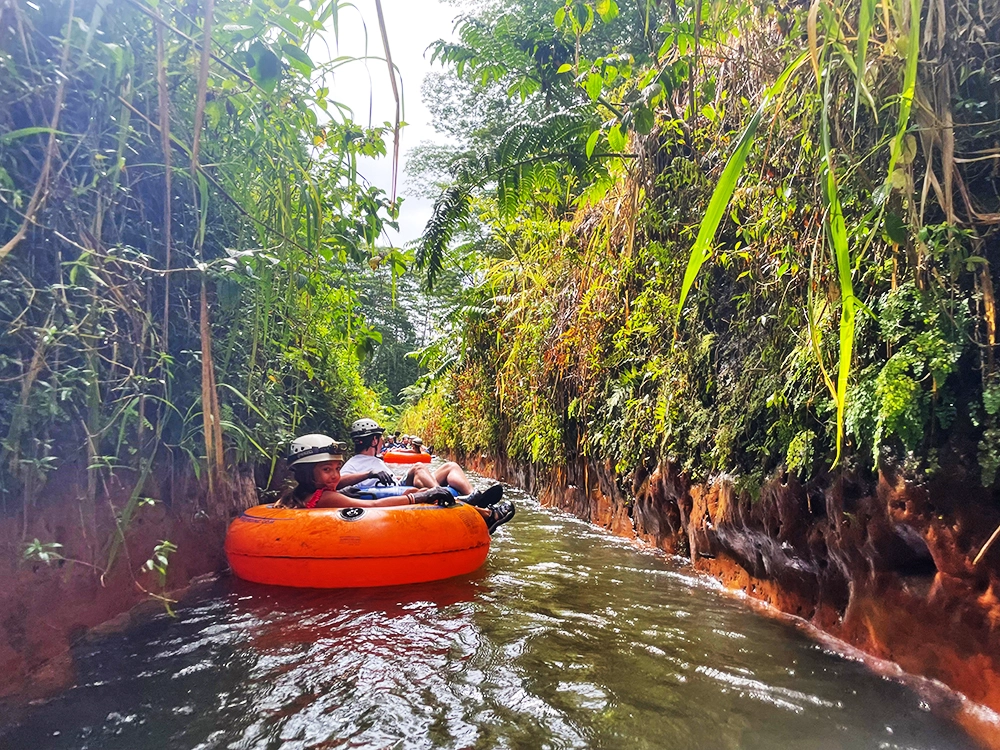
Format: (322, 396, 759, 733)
(287, 434, 347, 465)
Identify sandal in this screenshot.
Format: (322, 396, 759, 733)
(463, 483, 503, 508)
(485, 500, 516, 534)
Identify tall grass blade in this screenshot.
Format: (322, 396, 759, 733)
(676, 51, 807, 323)
(374, 0, 401, 202)
(852, 0, 876, 126)
(820, 65, 855, 466)
(883, 0, 922, 191)
(807, 0, 821, 83)
(829, 175, 854, 466)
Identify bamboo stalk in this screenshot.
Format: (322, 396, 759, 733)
(190, 0, 214, 178)
(0, 0, 75, 264)
(156, 19, 173, 353)
(190, 0, 224, 495)
(200, 280, 225, 492)
(973, 521, 1000, 566)
(982, 263, 997, 373)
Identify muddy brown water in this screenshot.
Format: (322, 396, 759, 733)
(0, 477, 986, 749)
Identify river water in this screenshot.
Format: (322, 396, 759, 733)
(1, 480, 981, 749)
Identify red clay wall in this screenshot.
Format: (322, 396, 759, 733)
(0, 462, 257, 702)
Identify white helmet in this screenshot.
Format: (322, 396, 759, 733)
(350, 418, 384, 439)
(288, 434, 346, 465)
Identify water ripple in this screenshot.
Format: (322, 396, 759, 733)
(0, 480, 980, 750)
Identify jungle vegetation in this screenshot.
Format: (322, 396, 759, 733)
(0, 0, 421, 574)
(3, 0, 1000, 586)
(400, 0, 1000, 498)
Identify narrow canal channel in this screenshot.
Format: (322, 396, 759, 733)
(1, 478, 980, 749)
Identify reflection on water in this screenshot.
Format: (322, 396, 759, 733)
(0, 479, 981, 750)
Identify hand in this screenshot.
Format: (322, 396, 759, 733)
(368, 470, 395, 486)
(435, 491, 457, 507)
(410, 487, 455, 506)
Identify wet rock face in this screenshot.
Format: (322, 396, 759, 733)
(466, 453, 1000, 717)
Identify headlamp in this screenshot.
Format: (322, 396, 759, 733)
(290, 441, 347, 461)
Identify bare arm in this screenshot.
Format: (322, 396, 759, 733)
(313, 490, 425, 508)
(337, 471, 373, 489)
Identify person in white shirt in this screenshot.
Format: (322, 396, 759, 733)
(338, 419, 516, 533)
(339, 419, 472, 493)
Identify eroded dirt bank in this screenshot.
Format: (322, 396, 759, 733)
(0, 462, 256, 704)
(465, 452, 1000, 745)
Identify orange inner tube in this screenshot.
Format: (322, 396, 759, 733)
(224, 503, 490, 588)
(382, 450, 431, 464)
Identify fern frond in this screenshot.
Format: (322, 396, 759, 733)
(417, 184, 472, 290)
(418, 111, 606, 287)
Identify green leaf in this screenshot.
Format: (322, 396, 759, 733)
(203, 100, 224, 129)
(282, 43, 314, 76)
(285, 5, 314, 25)
(554, 6, 566, 27)
(883, 211, 907, 244)
(270, 13, 301, 40)
(0, 127, 66, 143)
(586, 129, 600, 159)
(585, 72, 603, 102)
(898, 134, 917, 165)
(883, 0, 923, 195)
(852, 0, 876, 126)
(608, 123, 625, 151)
(318, 0, 339, 40)
(596, 0, 619, 21)
(826, 159, 854, 469)
(816, 49, 857, 467)
(556, 63, 573, 74)
(657, 35, 674, 59)
(634, 105, 654, 134)
(250, 46, 281, 93)
(196, 171, 210, 246)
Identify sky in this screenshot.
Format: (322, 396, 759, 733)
(315, 0, 462, 245)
